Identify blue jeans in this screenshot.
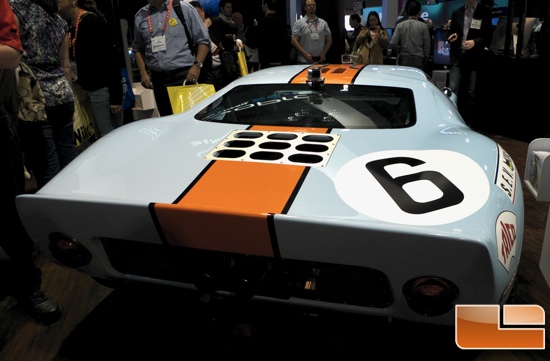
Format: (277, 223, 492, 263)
(87, 87, 123, 138)
(42, 102, 79, 186)
(398, 56, 426, 72)
(19, 102, 78, 188)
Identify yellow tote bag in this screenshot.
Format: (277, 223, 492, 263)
(237, 50, 249, 77)
(73, 96, 95, 147)
(167, 81, 216, 114)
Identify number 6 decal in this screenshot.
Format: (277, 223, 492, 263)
(335, 150, 490, 226)
(366, 157, 464, 214)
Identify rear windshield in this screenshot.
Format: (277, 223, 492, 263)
(195, 84, 416, 129)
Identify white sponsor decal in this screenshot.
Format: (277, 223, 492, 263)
(335, 150, 490, 226)
(496, 145, 517, 204)
(496, 211, 517, 272)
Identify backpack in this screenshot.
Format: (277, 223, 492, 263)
(218, 43, 239, 84)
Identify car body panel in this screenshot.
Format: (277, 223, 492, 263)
(16, 64, 523, 325)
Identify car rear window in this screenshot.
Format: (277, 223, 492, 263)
(194, 84, 416, 129)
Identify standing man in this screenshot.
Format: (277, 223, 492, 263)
(447, 0, 493, 124)
(215, 0, 244, 43)
(257, 0, 289, 69)
(395, 0, 425, 27)
(390, 0, 431, 71)
(346, 13, 363, 53)
(209, 0, 241, 87)
(133, 0, 210, 116)
(291, 0, 332, 64)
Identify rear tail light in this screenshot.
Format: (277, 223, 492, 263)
(48, 232, 92, 268)
(403, 277, 458, 316)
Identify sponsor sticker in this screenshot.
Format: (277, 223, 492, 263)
(496, 211, 517, 271)
(496, 145, 517, 204)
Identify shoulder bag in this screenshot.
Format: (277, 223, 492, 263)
(15, 62, 47, 122)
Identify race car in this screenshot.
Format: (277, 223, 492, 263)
(16, 64, 523, 326)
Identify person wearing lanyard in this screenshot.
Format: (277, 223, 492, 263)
(58, 0, 124, 139)
(446, 0, 492, 125)
(132, 0, 210, 116)
(291, 0, 332, 64)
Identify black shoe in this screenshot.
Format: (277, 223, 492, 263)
(18, 290, 61, 322)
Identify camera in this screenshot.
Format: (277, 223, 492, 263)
(307, 67, 325, 90)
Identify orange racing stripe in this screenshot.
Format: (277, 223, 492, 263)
(290, 63, 365, 85)
(153, 125, 328, 257)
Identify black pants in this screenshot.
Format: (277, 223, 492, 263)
(0, 72, 42, 299)
(0, 127, 42, 298)
(204, 66, 223, 91)
(150, 67, 190, 116)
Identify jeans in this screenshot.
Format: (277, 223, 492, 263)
(398, 56, 426, 72)
(449, 61, 477, 123)
(87, 87, 123, 138)
(19, 102, 78, 188)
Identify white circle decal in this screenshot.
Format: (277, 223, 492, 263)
(335, 150, 490, 226)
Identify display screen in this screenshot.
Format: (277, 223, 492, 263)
(344, 15, 354, 31)
(433, 29, 450, 65)
(385, 27, 393, 49)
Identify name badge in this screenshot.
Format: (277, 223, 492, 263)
(152, 35, 167, 53)
(471, 19, 482, 30)
(311, 32, 319, 41)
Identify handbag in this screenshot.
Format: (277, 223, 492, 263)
(167, 81, 216, 114)
(16, 62, 47, 122)
(351, 51, 363, 65)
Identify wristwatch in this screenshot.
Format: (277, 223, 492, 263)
(193, 61, 203, 69)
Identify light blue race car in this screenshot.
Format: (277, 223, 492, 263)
(16, 64, 523, 326)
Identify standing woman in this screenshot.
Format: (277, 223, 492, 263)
(1, 0, 60, 321)
(10, 0, 77, 189)
(352, 11, 389, 65)
(58, 0, 123, 139)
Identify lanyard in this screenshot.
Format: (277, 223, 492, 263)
(71, 9, 84, 59)
(307, 19, 318, 33)
(147, 0, 173, 36)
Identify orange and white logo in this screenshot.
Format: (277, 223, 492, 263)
(455, 304, 545, 349)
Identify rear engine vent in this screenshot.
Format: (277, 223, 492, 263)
(205, 130, 340, 167)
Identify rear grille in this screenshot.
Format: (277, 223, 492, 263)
(102, 238, 393, 308)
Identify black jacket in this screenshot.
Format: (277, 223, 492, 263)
(71, 12, 122, 105)
(256, 13, 289, 65)
(449, 3, 493, 69)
